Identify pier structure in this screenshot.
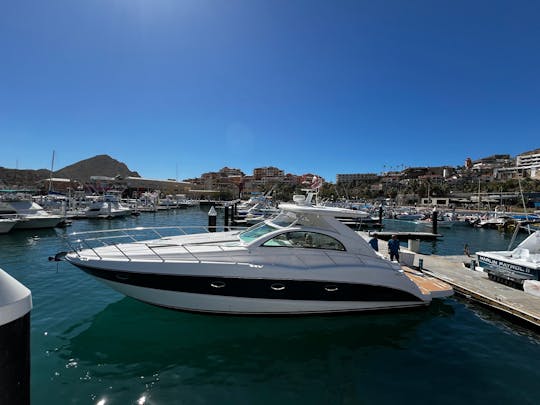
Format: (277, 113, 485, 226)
(368, 234, 540, 330)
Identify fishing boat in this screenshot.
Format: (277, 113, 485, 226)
(82, 194, 132, 219)
(61, 202, 452, 315)
(476, 231, 540, 288)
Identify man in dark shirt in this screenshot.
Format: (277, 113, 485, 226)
(388, 234, 400, 262)
(369, 235, 379, 251)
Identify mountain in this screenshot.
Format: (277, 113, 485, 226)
(54, 155, 140, 182)
(0, 155, 140, 188)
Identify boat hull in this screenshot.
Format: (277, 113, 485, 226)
(13, 216, 62, 229)
(97, 278, 428, 315)
(477, 253, 540, 282)
(83, 210, 132, 219)
(0, 220, 18, 234)
(71, 263, 428, 314)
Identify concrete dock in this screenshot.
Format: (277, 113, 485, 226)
(367, 233, 540, 330)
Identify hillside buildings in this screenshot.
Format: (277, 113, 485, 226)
(2, 149, 538, 205)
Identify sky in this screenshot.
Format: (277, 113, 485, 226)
(1, 0, 539, 182)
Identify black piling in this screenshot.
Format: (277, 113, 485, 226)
(208, 206, 217, 232)
(431, 209, 438, 235)
(224, 205, 230, 229)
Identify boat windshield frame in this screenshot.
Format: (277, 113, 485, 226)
(238, 211, 298, 243)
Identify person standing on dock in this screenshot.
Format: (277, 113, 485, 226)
(369, 234, 379, 251)
(388, 234, 400, 262)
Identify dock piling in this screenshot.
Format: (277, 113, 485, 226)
(208, 206, 217, 232)
(431, 209, 438, 234)
(224, 205, 229, 228)
(408, 239, 421, 253)
(0, 269, 32, 405)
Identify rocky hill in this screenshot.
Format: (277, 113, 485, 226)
(0, 155, 140, 188)
(0, 168, 51, 189)
(54, 155, 140, 182)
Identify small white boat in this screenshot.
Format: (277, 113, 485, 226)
(83, 195, 132, 219)
(476, 231, 540, 288)
(474, 213, 513, 229)
(414, 218, 456, 229)
(63, 203, 453, 315)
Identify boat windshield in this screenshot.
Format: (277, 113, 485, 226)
(238, 211, 297, 242)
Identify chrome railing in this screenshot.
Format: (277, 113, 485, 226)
(65, 225, 245, 263)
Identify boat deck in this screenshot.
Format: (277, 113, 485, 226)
(371, 236, 540, 329)
(403, 268, 453, 298)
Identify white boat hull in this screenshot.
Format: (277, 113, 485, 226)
(83, 210, 132, 218)
(100, 278, 428, 314)
(13, 216, 62, 229)
(0, 219, 18, 234)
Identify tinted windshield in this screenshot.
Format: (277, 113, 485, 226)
(239, 222, 278, 242)
(268, 211, 297, 227)
(238, 211, 297, 242)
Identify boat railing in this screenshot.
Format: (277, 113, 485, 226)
(64, 225, 246, 263)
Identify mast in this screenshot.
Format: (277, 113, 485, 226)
(48, 150, 55, 193)
(477, 178, 481, 211)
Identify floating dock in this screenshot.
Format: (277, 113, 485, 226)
(368, 231, 442, 241)
(367, 233, 540, 330)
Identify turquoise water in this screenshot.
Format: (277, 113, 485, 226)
(2, 209, 540, 404)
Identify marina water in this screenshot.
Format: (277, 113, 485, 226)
(2, 208, 540, 404)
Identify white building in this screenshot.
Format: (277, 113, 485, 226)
(517, 148, 540, 168)
(494, 148, 540, 180)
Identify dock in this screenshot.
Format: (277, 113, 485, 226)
(368, 233, 540, 330)
(368, 231, 442, 241)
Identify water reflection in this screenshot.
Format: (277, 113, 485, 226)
(454, 296, 540, 344)
(59, 298, 454, 379)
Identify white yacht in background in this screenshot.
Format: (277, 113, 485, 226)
(0, 196, 63, 229)
(83, 194, 132, 219)
(63, 202, 453, 315)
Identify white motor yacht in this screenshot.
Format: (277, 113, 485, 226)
(83, 195, 132, 219)
(63, 203, 452, 315)
(0, 198, 63, 229)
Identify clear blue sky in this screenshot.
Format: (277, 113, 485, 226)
(1, 0, 539, 182)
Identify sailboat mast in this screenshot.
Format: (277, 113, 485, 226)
(49, 150, 55, 193)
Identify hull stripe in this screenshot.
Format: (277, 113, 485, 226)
(74, 264, 423, 302)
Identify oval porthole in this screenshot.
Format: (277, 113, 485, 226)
(324, 285, 339, 292)
(210, 281, 226, 289)
(115, 274, 129, 281)
(271, 283, 286, 291)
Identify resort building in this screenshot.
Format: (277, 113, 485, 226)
(493, 149, 540, 180)
(517, 148, 540, 169)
